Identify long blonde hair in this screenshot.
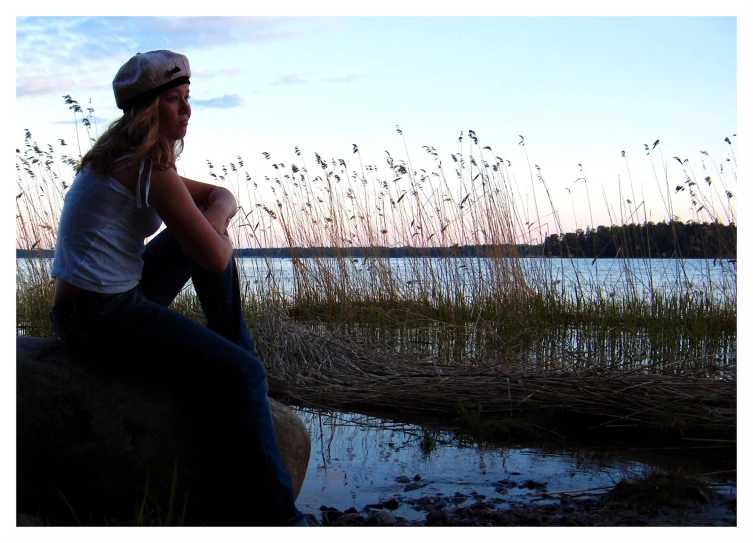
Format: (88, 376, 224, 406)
(78, 95, 184, 174)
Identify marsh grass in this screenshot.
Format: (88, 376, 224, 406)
(14, 109, 737, 526)
(16, 100, 736, 382)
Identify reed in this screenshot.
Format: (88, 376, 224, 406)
(15, 98, 737, 426)
(215, 126, 735, 376)
(16, 129, 70, 338)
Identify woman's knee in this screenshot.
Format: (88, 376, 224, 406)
(234, 352, 269, 392)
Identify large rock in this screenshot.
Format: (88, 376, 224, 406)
(16, 336, 310, 525)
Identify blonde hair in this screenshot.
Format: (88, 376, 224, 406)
(78, 95, 184, 174)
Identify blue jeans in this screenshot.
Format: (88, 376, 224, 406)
(49, 229, 304, 526)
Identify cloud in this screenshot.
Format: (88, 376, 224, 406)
(271, 74, 307, 86)
(16, 16, 304, 99)
(199, 66, 247, 79)
(270, 72, 360, 87)
(191, 94, 244, 108)
(16, 75, 108, 99)
(324, 74, 362, 83)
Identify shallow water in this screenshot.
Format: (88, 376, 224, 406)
(292, 408, 737, 522)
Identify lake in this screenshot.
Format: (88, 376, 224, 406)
(17, 256, 736, 304)
(234, 257, 736, 304)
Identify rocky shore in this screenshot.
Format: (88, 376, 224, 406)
(308, 475, 737, 527)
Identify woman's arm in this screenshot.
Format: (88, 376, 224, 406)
(180, 176, 238, 234)
(148, 169, 233, 272)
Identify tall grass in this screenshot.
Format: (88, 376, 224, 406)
(15, 98, 736, 379)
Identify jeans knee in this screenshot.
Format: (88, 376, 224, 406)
(236, 353, 269, 393)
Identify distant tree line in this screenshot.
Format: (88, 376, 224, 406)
(541, 221, 736, 259)
(16, 221, 736, 260)
(232, 244, 543, 259)
(14, 245, 542, 260)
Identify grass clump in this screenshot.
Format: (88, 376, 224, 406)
(608, 466, 716, 507)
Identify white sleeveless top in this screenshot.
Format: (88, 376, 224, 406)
(51, 156, 163, 293)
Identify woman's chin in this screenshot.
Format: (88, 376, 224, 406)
(167, 130, 187, 141)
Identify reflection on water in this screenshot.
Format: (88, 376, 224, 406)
(17, 256, 736, 373)
(235, 257, 736, 373)
(292, 408, 734, 521)
(316, 320, 736, 377)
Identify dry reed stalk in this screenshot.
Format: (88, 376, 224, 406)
(253, 312, 736, 432)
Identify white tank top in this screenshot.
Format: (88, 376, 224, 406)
(50, 156, 163, 293)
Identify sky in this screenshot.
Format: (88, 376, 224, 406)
(4, 3, 750, 538)
(11, 8, 740, 246)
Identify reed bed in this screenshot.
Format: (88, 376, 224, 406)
(254, 312, 736, 433)
(15, 98, 737, 433)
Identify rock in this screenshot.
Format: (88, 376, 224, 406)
(426, 509, 452, 526)
(453, 492, 467, 503)
(322, 508, 344, 523)
(383, 499, 400, 510)
(330, 512, 364, 526)
(343, 512, 365, 523)
(366, 510, 397, 526)
(16, 336, 311, 525)
(414, 496, 433, 508)
(493, 478, 518, 489)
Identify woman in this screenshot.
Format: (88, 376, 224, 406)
(49, 50, 307, 526)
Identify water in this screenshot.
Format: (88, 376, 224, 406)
(17, 256, 736, 304)
(235, 257, 736, 304)
(293, 408, 736, 521)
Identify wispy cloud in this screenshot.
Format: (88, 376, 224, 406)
(17, 75, 107, 99)
(269, 73, 361, 87)
(191, 94, 244, 109)
(271, 74, 307, 86)
(16, 16, 304, 99)
(324, 74, 362, 83)
(200, 66, 248, 79)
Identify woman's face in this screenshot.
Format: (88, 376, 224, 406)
(159, 83, 191, 141)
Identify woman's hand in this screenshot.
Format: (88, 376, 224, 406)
(199, 203, 232, 235)
(183, 180, 238, 235)
(148, 170, 234, 273)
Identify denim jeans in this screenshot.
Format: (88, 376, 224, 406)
(49, 229, 304, 526)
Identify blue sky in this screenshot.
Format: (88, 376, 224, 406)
(12, 9, 740, 243)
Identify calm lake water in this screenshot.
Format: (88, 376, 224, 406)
(235, 257, 736, 304)
(17, 256, 736, 304)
